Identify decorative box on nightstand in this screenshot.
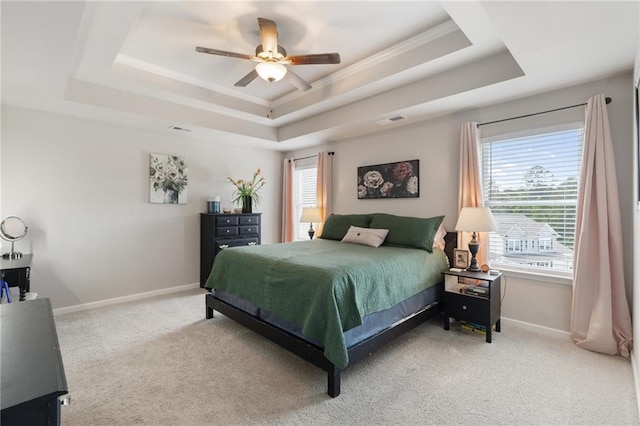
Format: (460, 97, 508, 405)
(442, 270, 502, 343)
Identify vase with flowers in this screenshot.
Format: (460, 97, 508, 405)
(149, 153, 188, 204)
(227, 168, 266, 213)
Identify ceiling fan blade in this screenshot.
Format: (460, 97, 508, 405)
(285, 69, 312, 91)
(257, 17, 278, 56)
(196, 46, 253, 60)
(234, 69, 259, 87)
(286, 53, 341, 65)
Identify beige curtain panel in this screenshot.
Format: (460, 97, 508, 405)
(571, 94, 632, 358)
(458, 121, 489, 266)
(315, 151, 333, 237)
(281, 158, 295, 243)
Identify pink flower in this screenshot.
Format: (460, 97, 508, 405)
(391, 162, 413, 184)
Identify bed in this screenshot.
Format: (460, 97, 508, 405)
(204, 213, 455, 397)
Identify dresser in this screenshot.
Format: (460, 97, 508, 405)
(1, 299, 68, 426)
(1, 254, 32, 301)
(200, 213, 262, 287)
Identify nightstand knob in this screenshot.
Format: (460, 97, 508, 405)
(462, 305, 467, 310)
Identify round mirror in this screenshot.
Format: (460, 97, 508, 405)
(1, 216, 28, 259)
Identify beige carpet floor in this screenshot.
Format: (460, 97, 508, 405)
(54, 288, 638, 425)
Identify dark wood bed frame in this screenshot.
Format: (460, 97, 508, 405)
(205, 232, 457, 397)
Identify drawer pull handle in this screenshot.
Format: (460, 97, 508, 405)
(226, 229, 230, 233)
(462, 305, 467, 310)
(247, 228, 252, 232)
(248, 242, 257, 246)
(219, 244, 229, 249)
(247, 219, 252, 222)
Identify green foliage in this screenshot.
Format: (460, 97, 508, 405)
(227, 168, 266, 204)
(489, 166, 578, 249)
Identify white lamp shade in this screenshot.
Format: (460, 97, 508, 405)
(300, 207, 322, 223)
(455, 207, 497, 232)
(256, 62, 287, 82)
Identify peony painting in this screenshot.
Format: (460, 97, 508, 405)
(357, 159, 419, 199)
(149, 153, 188, 204)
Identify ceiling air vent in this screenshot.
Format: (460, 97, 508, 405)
(169, 125, 192, 133)
(375, 115, 407, 126)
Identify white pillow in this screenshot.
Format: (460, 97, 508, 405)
(433, 224, 447, 250)
(341, 226, 389, 248)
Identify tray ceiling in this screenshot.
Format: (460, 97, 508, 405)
(2, 1, 637, 150)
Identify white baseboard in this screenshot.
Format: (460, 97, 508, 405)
(500, 316, 571, 338)
(53, 283, 201, 315)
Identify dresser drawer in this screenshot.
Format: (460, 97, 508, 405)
(239, 225, 258, 235)
(216, 216, 238, 226)
(216, 226, 239, 237)
(239, 215, 259, 225)
(215, 237, 259, 253)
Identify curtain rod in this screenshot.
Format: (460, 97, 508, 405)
(477, 97, 612, 128)
(289, 151, 334, 162)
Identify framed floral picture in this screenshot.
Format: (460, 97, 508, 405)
(357, 159, 419, 199)
(453, 249, 470, 269)
(149, 153, 188, 204)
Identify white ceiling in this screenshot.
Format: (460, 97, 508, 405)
(2, 1, 638, 151)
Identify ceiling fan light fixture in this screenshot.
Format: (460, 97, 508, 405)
(256, 62, 287, 82)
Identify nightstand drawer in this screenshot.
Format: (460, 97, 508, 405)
(216, 226, 239, 237)
(444, 291, 488, 322)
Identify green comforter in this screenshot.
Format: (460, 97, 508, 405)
(205, 239, 448, 368)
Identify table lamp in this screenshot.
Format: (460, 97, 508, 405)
(455, 207, 497, 272)
(300, 207, 322, 239)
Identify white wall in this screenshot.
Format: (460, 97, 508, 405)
(289, 72, 635, 332)
(1, 106, 282, 309)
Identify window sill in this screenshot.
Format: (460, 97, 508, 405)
(496, 267, 573, 286)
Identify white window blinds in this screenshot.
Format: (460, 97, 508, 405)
(481, 125, 584, 276)
(295, 163, 317, 241)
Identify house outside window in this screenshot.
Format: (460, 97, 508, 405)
(481, 124, 584, 277)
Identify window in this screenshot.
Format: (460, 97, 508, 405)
(294, 162, 317, 241)
(481, 124, 584, 276)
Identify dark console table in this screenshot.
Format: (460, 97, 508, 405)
(0, 254, 32, 301)
(1, 298, 68, 426)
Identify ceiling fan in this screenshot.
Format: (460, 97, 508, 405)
(196, 17, 340, 91)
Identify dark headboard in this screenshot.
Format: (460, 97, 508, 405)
(444, 232, 457, 266)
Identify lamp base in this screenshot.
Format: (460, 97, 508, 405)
(308, 224, 315, 240)
(467, 236, 481, 272)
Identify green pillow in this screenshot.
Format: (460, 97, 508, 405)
(319, 214, 373, 240)
(369, 213, 445, 252)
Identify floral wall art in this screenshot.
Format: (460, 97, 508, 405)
(357, 159, 419, 199)
(149, 153, 188, 204)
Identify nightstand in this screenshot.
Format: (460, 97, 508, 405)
(442, 270, 502, 343)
